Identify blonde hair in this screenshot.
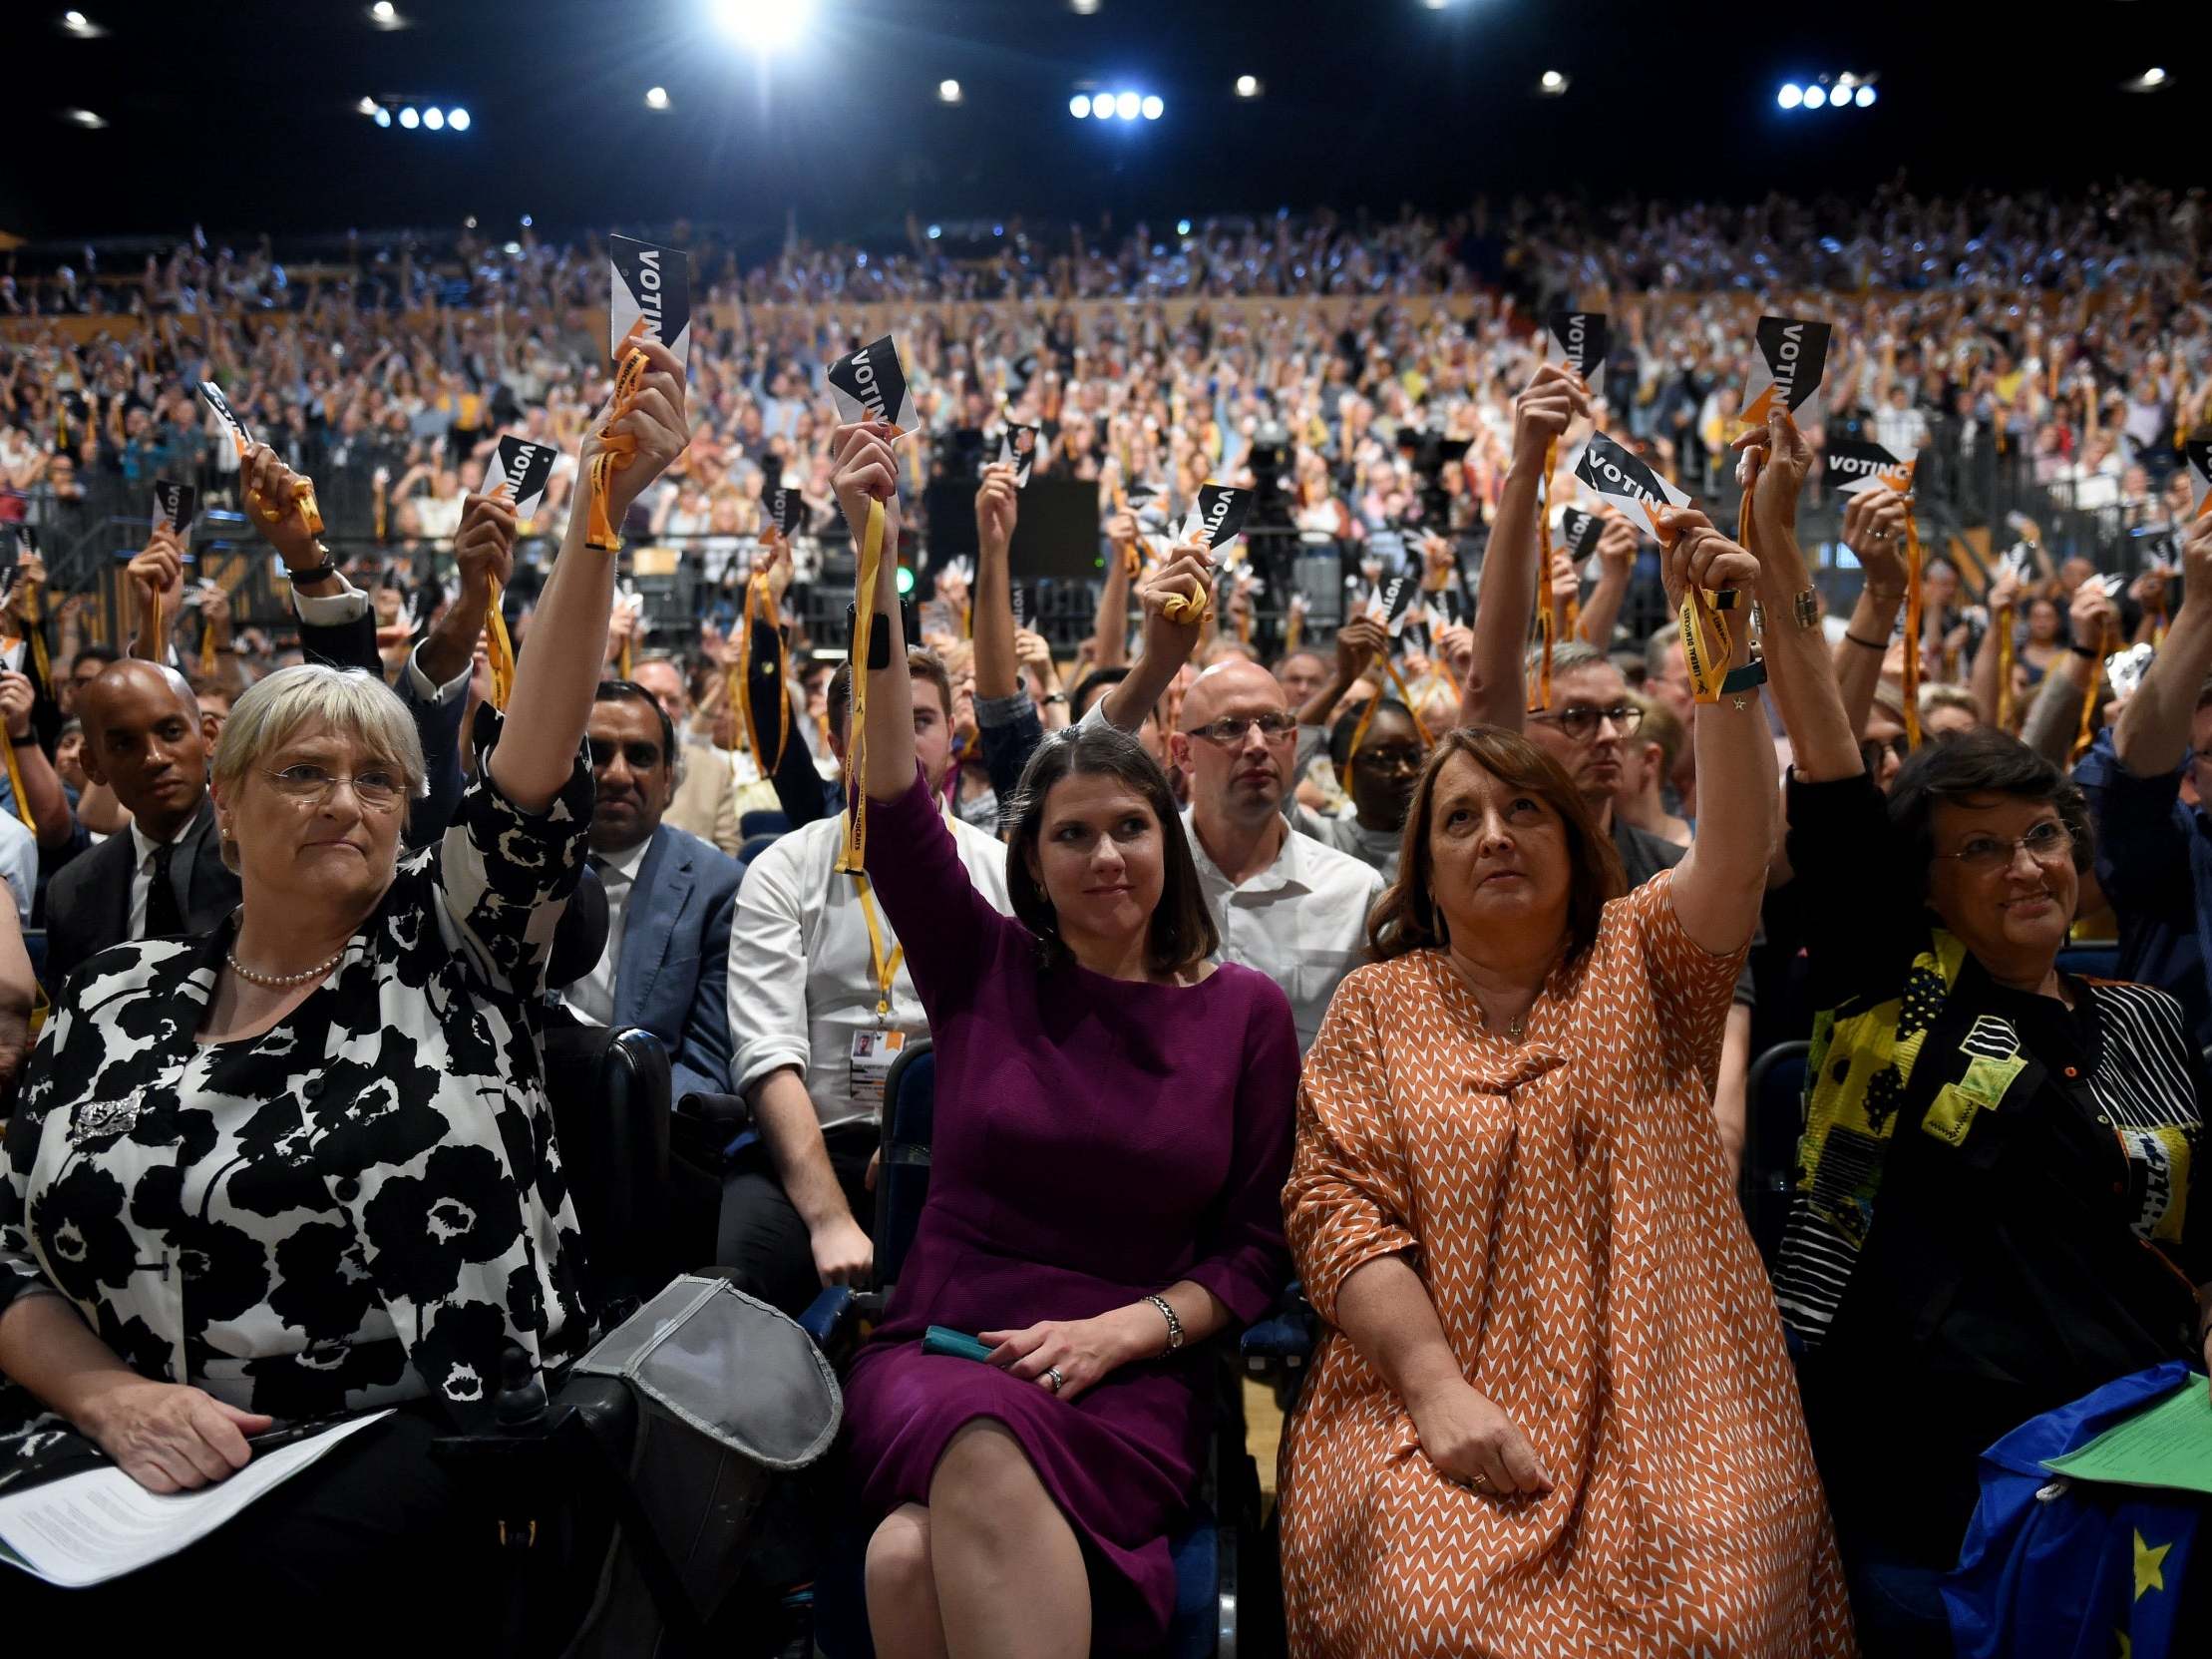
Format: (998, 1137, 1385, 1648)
(211, 664, 426, 871)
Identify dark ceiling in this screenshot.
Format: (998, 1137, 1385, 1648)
(1, 0, 2196, 249)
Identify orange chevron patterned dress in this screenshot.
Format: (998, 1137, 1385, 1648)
(1279, 874, 1854, 1657)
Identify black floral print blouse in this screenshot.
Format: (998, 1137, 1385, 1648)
(0, 708, 594, 1488)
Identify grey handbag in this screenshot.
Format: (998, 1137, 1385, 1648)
(561, 1274, 843, 1657)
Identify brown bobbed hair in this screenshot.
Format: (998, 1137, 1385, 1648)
(1002, 723, 1220, 978)
(1368, 725, 1626, 963)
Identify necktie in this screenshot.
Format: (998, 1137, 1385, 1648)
(146, 842, 185, 938)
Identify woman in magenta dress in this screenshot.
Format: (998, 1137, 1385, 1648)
(829, 419, 1298, 1658)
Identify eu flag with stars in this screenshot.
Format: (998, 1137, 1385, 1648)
(1945, 1361, 2204, 1658)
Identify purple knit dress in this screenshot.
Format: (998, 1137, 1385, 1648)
(842, 772, 1298, 1648)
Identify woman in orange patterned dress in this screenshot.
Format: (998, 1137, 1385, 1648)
(1277, 506, 1853, 1656)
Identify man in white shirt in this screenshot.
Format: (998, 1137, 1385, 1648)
(1085, 554, 1385, 1051)
(1164, 659, 1385, 1051)
(724, 646, 1011, 1315)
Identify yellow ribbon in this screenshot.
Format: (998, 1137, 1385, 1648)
(1284, 602, 1302, 656)
(617, 633, 634, 683)
(2071, 622, 2111, 765)
(854, 874, 905, 1019)
(1996, 604, 2016, 729)
(1, 736, 32, 839)
(484, 577, 517, 711)
(836, 496, 888, 875)
(198, 622, 217, 678)
(18, 579, 49, 689)
(1901, 511, 1925, 750)
(1345, 648, 1436, 757)
(1530, 438, 1558, 713)
(734, 560, 792, 775)
(586, 341, 650, 554)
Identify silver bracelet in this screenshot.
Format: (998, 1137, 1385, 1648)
(1145, 1293, 1184, 1353)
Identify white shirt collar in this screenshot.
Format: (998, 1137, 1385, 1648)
(591, 833, 654, 885)
(129, 810, 197, 871)
(1181, 805, 1312, 897)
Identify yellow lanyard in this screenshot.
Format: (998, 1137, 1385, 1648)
(854, 874, 904, 1019)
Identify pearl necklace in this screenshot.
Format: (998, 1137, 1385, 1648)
(226, 948, 344, 989)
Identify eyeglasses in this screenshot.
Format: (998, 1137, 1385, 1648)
(1186, 710, 1298, 746)
(1353, 745, 1424, 774)
(1934, 819, 2073, 875)
(587, 738, 666, 772)
(1528, 702, 1643, 743)
(263, 763, 407, 812)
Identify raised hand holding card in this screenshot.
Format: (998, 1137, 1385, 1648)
(1739, 316, 1833, 431)
(828, 335, 919, 436)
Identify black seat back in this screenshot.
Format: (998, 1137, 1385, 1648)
(542, 1023, 675, 1318)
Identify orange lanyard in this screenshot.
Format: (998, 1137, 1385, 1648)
(854, 874, 904, 1019)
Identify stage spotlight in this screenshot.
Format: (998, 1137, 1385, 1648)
(1539, 70, 1568, 96)
(926, 224, 941, 239)
(1069, 93, 1091, 118)
(63, 108, 107, 129)
(368, 1, 401, 26)
(712, 0, 813, 51)
(465, 215, 478, 229)
(2126, 67, 2169, 92)
(448, 107, 469, 131)
(1114, 91, 1139, 119)
(1176, 218, 1192, 235)
(1777, 83, 1802, 109)
(1090, 98, 1114, 123)
(1827, 86, 1848, 112)
(423, 106, 445, 130)
(374, 105, 392, 127)
(398, 106, 420, 128)
(937, 79, 962, 104)
(1801, 84, 1826, 109)
(1235, 74, 1260, 99)
(357, 96, 380, 116)
(1069, 0, 1099, 12)
(1141, 94, 1163, 120)
(63, 8, 87, 25)
(521, 214, 533, 227)
(1853, 85, 1875, 108)
(645, 86, 670, 109)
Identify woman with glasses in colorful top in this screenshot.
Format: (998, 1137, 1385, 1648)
(1739, 406, 2211, 1655)
(0, 339, 693, 1646)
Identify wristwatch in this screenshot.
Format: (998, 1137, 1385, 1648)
(285, 557, 339, 587)
(1040, 691, 1068, 706)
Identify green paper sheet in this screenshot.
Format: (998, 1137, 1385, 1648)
(2042, 1375, 2212, 1495)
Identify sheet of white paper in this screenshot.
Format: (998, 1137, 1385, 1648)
(0, 1409, 393, 1588)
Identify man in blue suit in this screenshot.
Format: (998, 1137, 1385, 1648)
(559, 680, 741, 1103)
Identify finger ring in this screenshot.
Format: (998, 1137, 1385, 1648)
(1043, 1366, 1065, 1394)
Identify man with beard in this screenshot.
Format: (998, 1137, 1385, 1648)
(559, 681, 741, 1105)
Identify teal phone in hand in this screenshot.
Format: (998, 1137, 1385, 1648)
(922, 1326, 996, 1364)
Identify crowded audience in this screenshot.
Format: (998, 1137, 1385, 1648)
(0, 177, 2207, 1658)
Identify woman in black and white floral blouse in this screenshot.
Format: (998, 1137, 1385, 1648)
(0, 339, 691, 1636)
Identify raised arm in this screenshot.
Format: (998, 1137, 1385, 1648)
(1733, 409, 1864, 784)
(1574, 512, 1638, 647)
(970, 463, 1020, 701)
(1829, 487, 1910, 743)
(0, 671, 76, 852)
(493, 337, 688, 813)
(2115, 514, 2212, 778)
(415, 495, 514, 690)
(1090, 509, 1139, 669)
(831, 420, 917, 805)
(1096, 543, 1213, 734)
(1459, 362, 1589, 729)
(1653, 505, 1774, 955)
(1969, 561, 2027, 728)
(125, 528, 186, 663)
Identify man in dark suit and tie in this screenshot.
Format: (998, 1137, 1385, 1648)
(561, 680, 742, 1103)
(47, 660, 239, 984)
